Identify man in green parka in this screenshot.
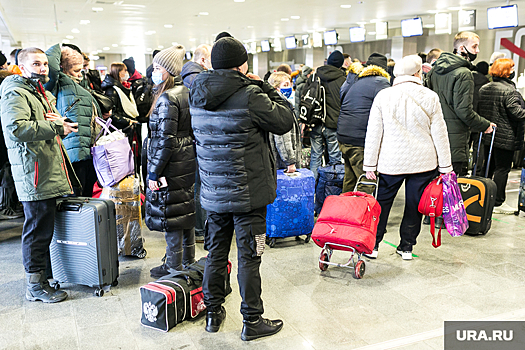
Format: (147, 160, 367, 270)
(426, 31, 496, 176)
(0, 47, 80, 303)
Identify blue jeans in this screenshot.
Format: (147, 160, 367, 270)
(310, 125, 342, 179)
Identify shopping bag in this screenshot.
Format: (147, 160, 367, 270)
(91, 118, 134, 187)
(442, 172, 469, 237)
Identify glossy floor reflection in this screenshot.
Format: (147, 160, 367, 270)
(1, 170, 525, 350)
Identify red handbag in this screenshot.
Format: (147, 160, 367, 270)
(418, 176, 443, 248)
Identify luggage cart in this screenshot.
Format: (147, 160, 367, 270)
(315, 175, 379, 279)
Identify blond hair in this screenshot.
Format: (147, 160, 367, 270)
(453, 31, 479, 50)
(268, 71, 291, 89)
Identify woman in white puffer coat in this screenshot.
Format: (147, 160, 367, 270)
(363, 55, 453, 260)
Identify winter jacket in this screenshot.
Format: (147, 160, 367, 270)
(101, 74, 135, 130)
(472, 71, 489, 113)
(270, 97, 302, 169)
(145, 77, 195, 232)
(44, 44, 102, 163)
(189, 69, 295, 213)
(0, 75, 80, 201)
(426, 52, 490, 163)
(340, 63, 364, 102)
(294, 72, 308, 112)
(82, 69, 103, 93)
(363, 75, 452, 175)
(478, 77, 525, 151)
(337, 65, 391, 147)
(181, 61, 205, 89)
(316, 65, 346, 129)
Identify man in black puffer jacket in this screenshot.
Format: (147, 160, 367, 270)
(189, 37, 294, 341)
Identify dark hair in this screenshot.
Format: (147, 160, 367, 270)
(427, 48, 443, 63)
(418, 52, 427, 63)
(147, 75, 175, 118)
(109, 62, 126, 81)
(343, 53, 350, 59)
(475, 61, 489, 75)
(276, 64, 292, 75)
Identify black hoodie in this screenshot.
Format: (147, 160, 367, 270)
(316, 65, 346, 129)
(189, 69, 294, 213)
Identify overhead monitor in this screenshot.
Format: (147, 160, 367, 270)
(285, 36, 297, 49)
(312, 32, 323, 47)
(323, 30, 338, 45)
(261, 40, 270, 52)
(185, 51, 192, 60)
(349, 27, 366, 42)
(487, 4, 518, 29)
(401, 17, 423, 37)
(375, 21, 388, 40)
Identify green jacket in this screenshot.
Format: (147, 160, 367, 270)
(45, 44, 102, 163)
(0, 75, 80, 201)
(426, 52, 490, 163)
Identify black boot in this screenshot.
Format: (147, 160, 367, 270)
(241, 316, 284, 341)
(435, 216, 443, 229)
(423, 216, 430, 225)
(205, 306, 226, 333)
(26, 270, 67, 303)
(151, 249, 183, 278)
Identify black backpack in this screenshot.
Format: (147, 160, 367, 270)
(132, 78, 154, 123)
(298, 72, 326, 126)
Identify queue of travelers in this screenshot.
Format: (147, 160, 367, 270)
(1, 29, 524, 342)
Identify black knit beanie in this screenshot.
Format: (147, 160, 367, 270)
(327, 51, 344, 68)
(211, 37, 248, 70)
(0, 51, 6, 66)
(215, 31, 233, 42)
(366, 53, 388, 71)
(123, 57, 136, 75)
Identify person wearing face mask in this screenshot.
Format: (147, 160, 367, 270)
(181, 44, 212, 89)
(363, 55, 453, 260)
(477, 59, 525, 214)
(268, 71, 301, 173)
(426, 31, 496, 178)
(101, 62, 139, 130)
(80, 52, 103, 93)
(189, 37, 293, 340)
(144, 45, 196, 278)
(0, 47, 80, 303)
(44, 44, 104, 196)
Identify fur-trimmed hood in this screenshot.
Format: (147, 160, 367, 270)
(347, 62, 363, 76)
(358, 65, 390, 80)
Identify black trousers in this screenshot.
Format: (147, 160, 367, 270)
(194, 159, 207, 237)
(452, 162, 468, 177)
(21, 198, 57, 273)
(72, 159, 97, 197)
(203, 207, 266, 319)
(375, 170, 437, 251)
(485, 147, 514, 206)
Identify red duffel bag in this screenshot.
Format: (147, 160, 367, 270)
(312, 191, 381, 255)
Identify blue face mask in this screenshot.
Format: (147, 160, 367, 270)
(152, 72, 164, 85)
(280, 87, 293, 98)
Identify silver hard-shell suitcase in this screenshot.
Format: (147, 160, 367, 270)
(50, 197, 119, 296)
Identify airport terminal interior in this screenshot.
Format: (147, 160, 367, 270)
(2, 0, 525, 349)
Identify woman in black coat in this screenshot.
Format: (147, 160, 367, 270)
(145, 45, 196, 278)
(478, 58, 525, 214)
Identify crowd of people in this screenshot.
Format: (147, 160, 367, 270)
(1, 28, 524, 341)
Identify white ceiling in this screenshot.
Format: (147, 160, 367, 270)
(0, 0, 523, 56)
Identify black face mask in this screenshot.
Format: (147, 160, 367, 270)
(463, 46, 477, 62)
(30, 72, 49, 84)
(509, 71, 516, 80)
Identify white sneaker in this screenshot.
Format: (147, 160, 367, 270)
(363, 249, 378, 259)
(396, 250, 413, 260)
(493, 202, 515, 215)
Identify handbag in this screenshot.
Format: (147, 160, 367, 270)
(91, 90, 114, 114)
(91, 118, 134, 187)
(442, 172, 469, 237)
(418, 176, 443, 248)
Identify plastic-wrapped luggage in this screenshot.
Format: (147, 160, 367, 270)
(100, 176, 146, 258)
(266, 168, 315, 247)
(314, 164, 345, 214)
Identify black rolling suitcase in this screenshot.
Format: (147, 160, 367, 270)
(50, 197, 119, 296)
(457, 131, 497, 235)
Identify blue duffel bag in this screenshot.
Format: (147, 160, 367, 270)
(314, 164, 345, 215)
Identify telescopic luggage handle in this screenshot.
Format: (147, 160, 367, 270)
(355, 174, 379, 198)
(473, 126, 497, 178)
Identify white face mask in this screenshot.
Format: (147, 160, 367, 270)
(121, 72, 129, 82)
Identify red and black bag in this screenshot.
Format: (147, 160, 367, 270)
(418, 176, 443, 248)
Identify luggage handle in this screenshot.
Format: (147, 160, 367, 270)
(473, 126, 497, 178)
(57, 202, 82, 212)
(354, 174, 379, 198)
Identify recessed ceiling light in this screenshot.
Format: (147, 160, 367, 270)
(291, 16, 300, 19)
(199, 12, 209, 15)
(92, 7, 103, 12)
(341, 4, 351, 8)
(103, 47, 110, 50)
(71, 28, 80, 33)
(189, 38, 196, 41)
(281, 18, 289, 21)
(112, 44, 118, 47)
(66, 35, 74, 39)
(164, 24, 173, 28)
(158, 45, 164, 49)
(80, 20, 90, 25)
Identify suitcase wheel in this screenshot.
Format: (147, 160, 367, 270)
(295, 236, 302, 241)
(94, 289, 104, 297)
(50, 282, 60, 291)
(304, 234, 311, 244)
(319, 253, 329, 271)
(353, 260, 365, 279)
(111, 279, 118, 287)
(136, 248, 147, 259)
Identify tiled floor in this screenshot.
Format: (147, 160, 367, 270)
(2, 170, 525, 349)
